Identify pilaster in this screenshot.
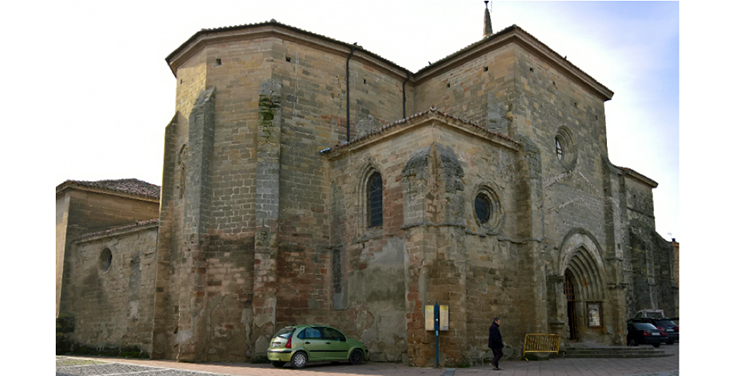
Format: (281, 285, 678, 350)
(251, 79, 282, 360)
(177, 87, 216, 361)
(151, 113, 179, 359)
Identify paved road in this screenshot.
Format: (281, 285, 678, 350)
(56, 343, 678, 376)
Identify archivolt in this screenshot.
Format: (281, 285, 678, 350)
(565, 249, 604, 301)
(558, 229, 606, 301)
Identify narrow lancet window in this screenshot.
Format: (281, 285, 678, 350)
(368, 173, 383, 227)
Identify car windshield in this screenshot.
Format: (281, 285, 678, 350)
(272, 327, 296, 339)
(654, 319, 675, 328)
(633, 322, 658, 330)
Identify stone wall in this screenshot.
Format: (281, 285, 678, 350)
(60, 224, 158, 356)
(156, 33, 414, 361)
(326, 112, 528, 366)
(57, 186, 159, 318)
(414, 44, 516, 129)
(622, 174, 677, 318)
(507, 44, 630, 345)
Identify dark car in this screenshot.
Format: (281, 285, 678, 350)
(628, 317, 679, 344)
(651, 318, 678, 344)
(627, 322, 668, 347)
(266, 325, 368, 369)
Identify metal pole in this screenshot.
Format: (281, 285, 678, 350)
(434, 302, 439, 368)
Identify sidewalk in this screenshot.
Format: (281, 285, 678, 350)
(57, 344, 678, 376)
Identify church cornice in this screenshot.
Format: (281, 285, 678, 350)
(167, 21, 613, 102)
(412, 25, 614, 101)
(166, 20, 411, 81)
(620, 167, 659, 188)
(74, 219, 159, 243)
(56, 179, 161, 203)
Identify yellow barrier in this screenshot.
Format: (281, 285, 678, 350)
(521, 333, 561, 361)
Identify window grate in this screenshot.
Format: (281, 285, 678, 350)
(368, 173, 383, 227)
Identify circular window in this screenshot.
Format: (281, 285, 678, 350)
(99, 248, 113, 272)
(473, 185, 504, 230)
(555, 127, 577, 170)
(475, 193, 492, 224)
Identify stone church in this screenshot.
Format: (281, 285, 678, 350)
(56, 6, 678, 367)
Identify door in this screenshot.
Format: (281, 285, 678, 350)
(565, 273, 577, 341)
(321, 327, 351, 360)
(299, 327, 328, 361)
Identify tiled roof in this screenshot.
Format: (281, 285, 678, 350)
(166, 19, 409, 75)
(414, 24, 612, 99)
(76, 219, 159, 241)
(168, 20, 611, 99)
(329, 107, 520, 152)
(58, 178, 161, 200)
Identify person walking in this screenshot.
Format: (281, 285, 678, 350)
(488, 317, 504, 370)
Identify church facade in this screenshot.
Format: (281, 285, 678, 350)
(56, 12, 678, 367)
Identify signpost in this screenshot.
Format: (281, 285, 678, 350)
(434, 302, 439, 368)
(425, 303, 449, 368)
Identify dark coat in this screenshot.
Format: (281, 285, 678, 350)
(488, 322, 504, 349)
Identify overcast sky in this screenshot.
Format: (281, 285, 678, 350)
(48, 0, 681, 241)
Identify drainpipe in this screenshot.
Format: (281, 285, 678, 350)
(402, 72, 411, 119)
(346, 46, 355, 143)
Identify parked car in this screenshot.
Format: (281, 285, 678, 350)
(651, 318, 678, 344)
(632, 309, 666, 319)
(266, 325, 368, 369)
(628, 317, 678, 344)
(627, 321, 668, 347)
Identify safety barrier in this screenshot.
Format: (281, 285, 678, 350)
(521, 333, 561, 361)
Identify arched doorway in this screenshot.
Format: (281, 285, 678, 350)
(563, 248, 606, 342)
(556, 230, 610, 344)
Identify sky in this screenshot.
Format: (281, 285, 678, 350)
(46, 0, 681, 242)
(9, 1, 749, 373)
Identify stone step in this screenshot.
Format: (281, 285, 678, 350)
(563, 345, 673, 358)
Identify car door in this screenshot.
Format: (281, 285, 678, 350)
(322, 327, 351, 361)
(299, 327, 328, 361)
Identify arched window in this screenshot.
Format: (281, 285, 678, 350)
(99, 248, 113, 272)
(367, 172, 383, 228)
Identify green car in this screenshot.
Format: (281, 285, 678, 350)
(266, 324, 368, 369)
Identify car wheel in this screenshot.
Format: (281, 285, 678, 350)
(349, 349, 365, 365)
(627, 338, 638, 346)
(652, 343, 661, 348)
(666, 340, 674, 345)
(271, 361, 285, 368)
(291, 352, 308, 369)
